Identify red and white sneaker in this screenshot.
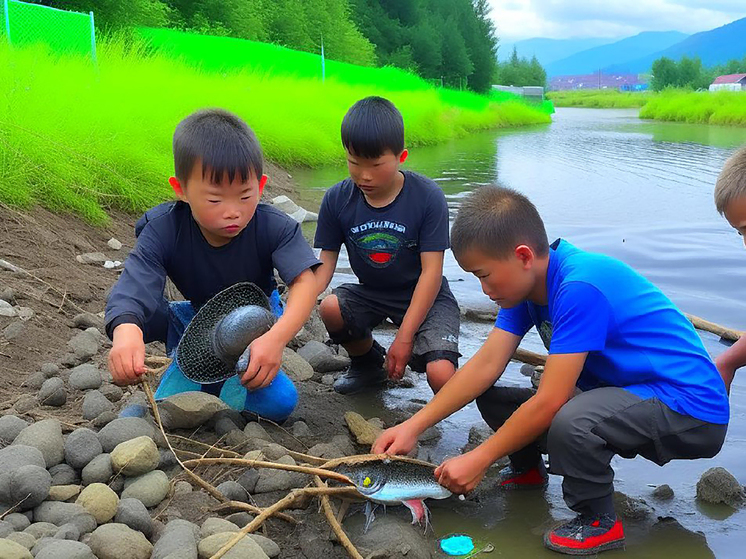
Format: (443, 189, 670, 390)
(544, 514, 625, 555)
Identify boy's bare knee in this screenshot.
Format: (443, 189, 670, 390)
(319, 295, 344, 331)
(426, 360, 456, 393)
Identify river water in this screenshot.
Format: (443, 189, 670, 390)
(291, 108, 746, 557)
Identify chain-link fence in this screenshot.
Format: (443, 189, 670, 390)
(2, 0, 96, 60)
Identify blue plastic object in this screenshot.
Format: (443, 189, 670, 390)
(439, 534, 475, 556)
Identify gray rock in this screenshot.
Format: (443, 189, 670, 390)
(89, 523, 153, 559)
(0, 415, 28, 444)
(49, 463, 79, 486)
(247, 534, 280, 558)
(158, 392, 228, 430)
(33, 501, 87, 526)
(243, 422, 271, 441)
(2, 465, 51, 510)
(224, 512, 253, 527)
(53, 523, 80, 541)
(261, 444, 288, 461)
(613, 492, 653, 520)
(98, 383, 123, 402)
(297, 341, 349, 373)
(216, 481, 249, 503)
(107, 238, 123, 250)
(12, 420, 64, 467)
(0, 288, 15, 304)
(6, 531, 35, 550)
(200, 518, 239, 538)
(76, 483, 119, 524)
(97, 418, 155, 453)
(41, 363, 60, 377)
(0, 538, 32, 558)
(290, 421, 312, 438)
(69, 364, 103, 391)
(198, 532, 269, 559)
(0, 299, 17, 317)
(59, 353, 85, 368)
(81, 454, 112, 486)
(13, 395, 37, 414)
(4, 513, 30, 532)
(68, 513, 97, 536)
(3, 320, 26, 340)
(30, 538, 55, 555)
(0, 521, 13, 538)
(76, 253, 107, 265)
(121, 470, 169, 507)
(151, 519, 198, 559)
(0, 445, 46, 473)
(35, 540, 95, 559)
(67, 332, 100, 361)
(254, 455, 304, 493)
(114, 498, 153, 539)
(72, 313, 104, 331)
(653, 484, 675, 500)
(345, 514, 431, 559)
(16, 307, 34, 321)
(173, 481, 192, 496)
(92, 411, 118, 429)
(237, 469, 260, 494)
(331, 434, 355, 456)
(81, 390, 113, 420)
(64, 428, 103, 469)
(209, 409, 247, 432)
(321, 374, 334, 386)
(158, 449, 179, 471)
(281, 347, 314, 382)
(697, 467, 745, 507)
(308, 443, 344, 460)
(38, 378, 67, 407)
(23, 371, 48, 390)
(214, 417, 241, 437)
(110, 436, 159, 476)
(24, 522, 58, 539)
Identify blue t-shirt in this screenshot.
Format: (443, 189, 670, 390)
(496, 239, 729, 425)
(314, 171, 450, 291)
(105, 201, 320, 337)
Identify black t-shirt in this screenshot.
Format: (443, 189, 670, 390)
(105, 201, 320, 337)
(314, 171, 450, 291)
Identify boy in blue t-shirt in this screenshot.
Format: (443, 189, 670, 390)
(714, 145, 746, 391)
(373, 186, 729, 556)
(314, 97, 460, 395)
(105, 109, 320, 422)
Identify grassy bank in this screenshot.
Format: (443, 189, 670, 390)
(639, 90, 746, 126)
(547, 90, 650, 108)
(0, 30, 551, 224)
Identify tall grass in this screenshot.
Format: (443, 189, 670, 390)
(0, 31, 551, 224)
(639, 90, 746, 126)
(547, 90, 650, 108)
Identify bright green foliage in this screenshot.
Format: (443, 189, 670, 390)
(548, 90, 650, 108)
(640, 90, 746, 125)
(651, 54, 746, 91)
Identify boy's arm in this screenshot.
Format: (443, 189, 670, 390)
(435, 352, 585, 493)
(387, 251, 444, 379)
(315, 250, 340, 295)
(241, 268, 317, 390)
(716, 335, 746, 393)
(372, 327, 522, 454)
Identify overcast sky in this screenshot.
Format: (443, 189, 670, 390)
(489, 0, 746, 41)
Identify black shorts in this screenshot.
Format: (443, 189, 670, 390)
(332, 277, 461, 372)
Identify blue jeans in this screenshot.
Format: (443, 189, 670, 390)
(153, 290, 297, 422)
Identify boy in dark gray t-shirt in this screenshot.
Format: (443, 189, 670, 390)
(314, 97, 460, 395)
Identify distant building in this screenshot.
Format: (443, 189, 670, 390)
(709, 74, 746, 92)
(549, 73, 645, 92)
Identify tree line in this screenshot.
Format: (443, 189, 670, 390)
(494, 47, 547, 88)
(651, 54, 746, 91)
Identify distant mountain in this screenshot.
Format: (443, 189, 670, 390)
(546, 31, 688, 76)
(497, 37, 615, 67)
(606, 17, 746, 74)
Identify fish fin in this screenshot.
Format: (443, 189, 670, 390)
(402, 499, 426, 525)
(363, 501, 377, 533)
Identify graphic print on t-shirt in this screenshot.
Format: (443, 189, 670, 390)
(349, 219, 409, 268)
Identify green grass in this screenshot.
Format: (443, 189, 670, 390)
(639, 90, 746, 126)
(547, 89, 651, 108)
(0, 30, 551, 224)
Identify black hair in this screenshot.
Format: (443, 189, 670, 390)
(173, 108, 263, 185)
(341, 96, 404, 158)
(451, 185, 550, 259)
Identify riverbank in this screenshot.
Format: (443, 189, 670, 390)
(0, 31, 550, 224)
(547, 89, 650, 108)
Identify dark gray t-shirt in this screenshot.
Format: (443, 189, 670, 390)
(314, 171, 450, 291)
(105, 201, 320, 337)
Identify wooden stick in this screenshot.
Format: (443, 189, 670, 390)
(209, 487, 359, 559)
(182, 457, 354, 485)
(686, 313, 743, 342)
(513, 347, 547, 366)
(314, 476, 364, 559)
(212, 501, 297, 524)
(168, 435, 242, 457)
(320, 453, 437, 471)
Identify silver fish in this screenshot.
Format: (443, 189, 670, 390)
(338, 459, 451, 531)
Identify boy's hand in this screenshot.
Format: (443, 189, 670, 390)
(241, 331, 284, 391)
(109, 323, 146, 386)
(372, 421, 420, 455)
(386, 335, 414, 380)
(434, 449, 491, 494)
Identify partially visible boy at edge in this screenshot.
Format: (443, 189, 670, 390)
(105, 108, 319, 421)
(313, 96, 460, 395)
(714, 145, 746, 392)
(373, 185, 728, 556)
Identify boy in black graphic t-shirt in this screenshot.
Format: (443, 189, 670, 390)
(314, 97, 461, 395)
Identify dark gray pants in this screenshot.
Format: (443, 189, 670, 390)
(476, 386, 727, 516)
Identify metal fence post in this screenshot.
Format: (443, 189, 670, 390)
(89, 10, 97, 64)
(3, 0, 11, 45)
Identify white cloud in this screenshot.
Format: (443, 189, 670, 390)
(488, 0, 745, 41)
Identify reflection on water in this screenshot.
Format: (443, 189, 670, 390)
(290, 108, 746, 557)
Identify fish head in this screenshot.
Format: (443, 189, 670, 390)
(345, 469, 386, 496)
